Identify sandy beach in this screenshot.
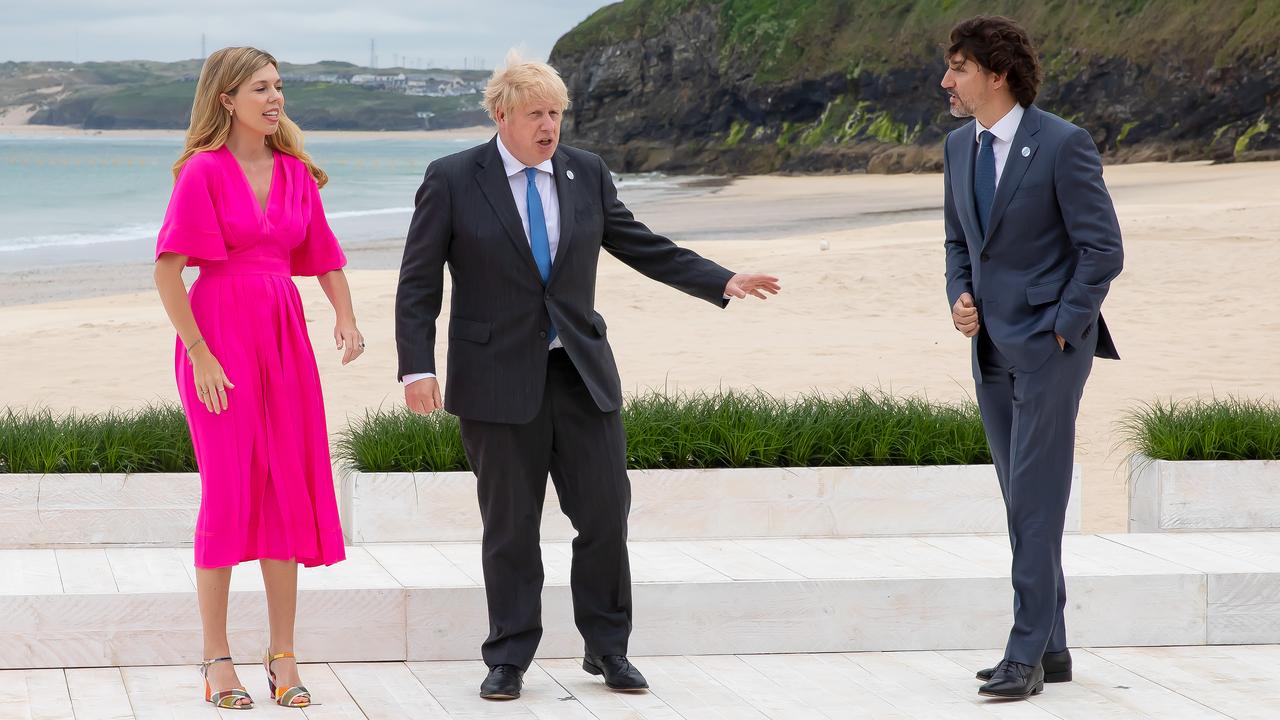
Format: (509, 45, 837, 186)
(1, 159, 1278, 533)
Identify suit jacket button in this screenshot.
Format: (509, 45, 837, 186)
(1083, 325, 1092, 338)
(980, 252, 990, 261)
(538, 331, 547, 339)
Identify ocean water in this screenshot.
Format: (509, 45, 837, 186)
(0, 133, 687, 271)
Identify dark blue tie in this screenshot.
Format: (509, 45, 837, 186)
(974, 130, 996, 235)
(524, 167, 556, 342)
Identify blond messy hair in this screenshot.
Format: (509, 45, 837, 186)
(482, 49, 571, 121)
(174, 46, 327, 188)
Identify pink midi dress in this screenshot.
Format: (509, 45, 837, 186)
(156, 145, 347, 569)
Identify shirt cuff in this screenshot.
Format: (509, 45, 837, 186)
(402, 372, 436, 386)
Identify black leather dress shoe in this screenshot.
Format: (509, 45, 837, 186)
(978, 660, 1045, 699)
(479, 664, 523, 700)
(583, 653, 649, 691)
(976, 649, 1072, 683)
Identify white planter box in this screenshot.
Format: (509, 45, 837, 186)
(1129, 454, 1280, 532)
(0, 464, 1086, 547)
(341, 465, 1082, 543)
(0, 474, 200, 547)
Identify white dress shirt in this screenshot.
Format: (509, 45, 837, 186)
(975, 102, 1025, 188)
(403, 134, 562, 387)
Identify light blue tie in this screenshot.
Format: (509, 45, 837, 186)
(524, 167, 556, 342)
(974, 130, 996, 236)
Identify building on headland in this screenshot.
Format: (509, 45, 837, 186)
(350, 73, 407, 91)
(280, 73, 349, 84)
(405, 75, 479, 97)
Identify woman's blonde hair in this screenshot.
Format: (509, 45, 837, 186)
(482, 49, 571, 121)
(172, 46, 327, 188)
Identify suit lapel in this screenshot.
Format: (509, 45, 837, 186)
(474, 137, 542, 279)
(548, 150, 575, 286)
(983, 105, 1042, 246)
(952, 123, 982, 242)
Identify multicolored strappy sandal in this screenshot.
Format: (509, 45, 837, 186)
(264, 649, 312, 708)
(199, 656, 254, 709)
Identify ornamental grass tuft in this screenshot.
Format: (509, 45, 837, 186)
(0, 405, 195, 474)
(335, 389, 991, 473)
(1122, 397, 1280, 462)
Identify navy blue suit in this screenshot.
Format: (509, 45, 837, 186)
(943, 104, 1123, 666)
(396, 138, 734, 669)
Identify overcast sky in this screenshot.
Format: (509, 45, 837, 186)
(0, 0, 616, 68)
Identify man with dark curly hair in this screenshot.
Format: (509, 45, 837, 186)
(940, 15, 1124, 700)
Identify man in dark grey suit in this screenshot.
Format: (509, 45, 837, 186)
(940, 16, 1123, 699)
(394, 54, 779, 700)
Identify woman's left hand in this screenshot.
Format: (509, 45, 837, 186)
(335, 320, 365, 365)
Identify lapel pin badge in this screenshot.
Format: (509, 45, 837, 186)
(1021, 146, 1031, 157)
(566, 170, 575, 180)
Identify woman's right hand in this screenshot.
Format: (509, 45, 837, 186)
(189, 345, 236, 414)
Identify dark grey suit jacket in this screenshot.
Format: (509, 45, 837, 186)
(943, 104, 1124, 378)
(395, 137, 734, 424)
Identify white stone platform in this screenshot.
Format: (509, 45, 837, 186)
(3, 645, 1276, 719)
(3, 532, 1278, 669)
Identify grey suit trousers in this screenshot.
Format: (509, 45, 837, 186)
(975, 328, 1096, 666)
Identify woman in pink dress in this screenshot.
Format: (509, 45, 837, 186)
(153, 46, 361, 709)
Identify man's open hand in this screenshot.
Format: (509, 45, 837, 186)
(725, 273, 781, 300)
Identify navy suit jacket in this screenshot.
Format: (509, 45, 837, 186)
(395, 138, 734, 424)
(943, 104, 1123, 379)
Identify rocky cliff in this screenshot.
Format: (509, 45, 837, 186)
(549, 0, 1280, 173)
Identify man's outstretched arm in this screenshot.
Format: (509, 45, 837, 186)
(598, 155, 779, 304)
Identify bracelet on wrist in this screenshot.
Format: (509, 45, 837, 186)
(185, 337, 206, 356)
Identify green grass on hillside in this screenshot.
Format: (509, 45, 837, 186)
(283, 83, 477, 115)
(87, 81, 197, 125)
(5, 58, 491, 130)
(556, 0, 695, 55)
(60, 81, 481, 130)
(556, 0, 1280, 83)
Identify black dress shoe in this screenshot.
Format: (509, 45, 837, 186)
(583, 653, 649, 691)
(479, 664, 523, 700)
(978, 660, 1044, 699)
(976, 649, 1072, 683)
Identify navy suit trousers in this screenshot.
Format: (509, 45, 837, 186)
(976, 329, 1096, 666)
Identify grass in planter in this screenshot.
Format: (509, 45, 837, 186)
(334, 407, 469, 473)
(0, 405, 196, 474)
(335, 389, 990, 473)
(1123, 397, 1280, 461)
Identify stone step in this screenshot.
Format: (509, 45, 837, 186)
(2, 532, 1276, 669)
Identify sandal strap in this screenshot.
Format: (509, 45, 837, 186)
(211, 688, 253, 708)
(198, 656, 234, 677)
(266, 650, 297, 674)
(276, 685, 310, 706)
